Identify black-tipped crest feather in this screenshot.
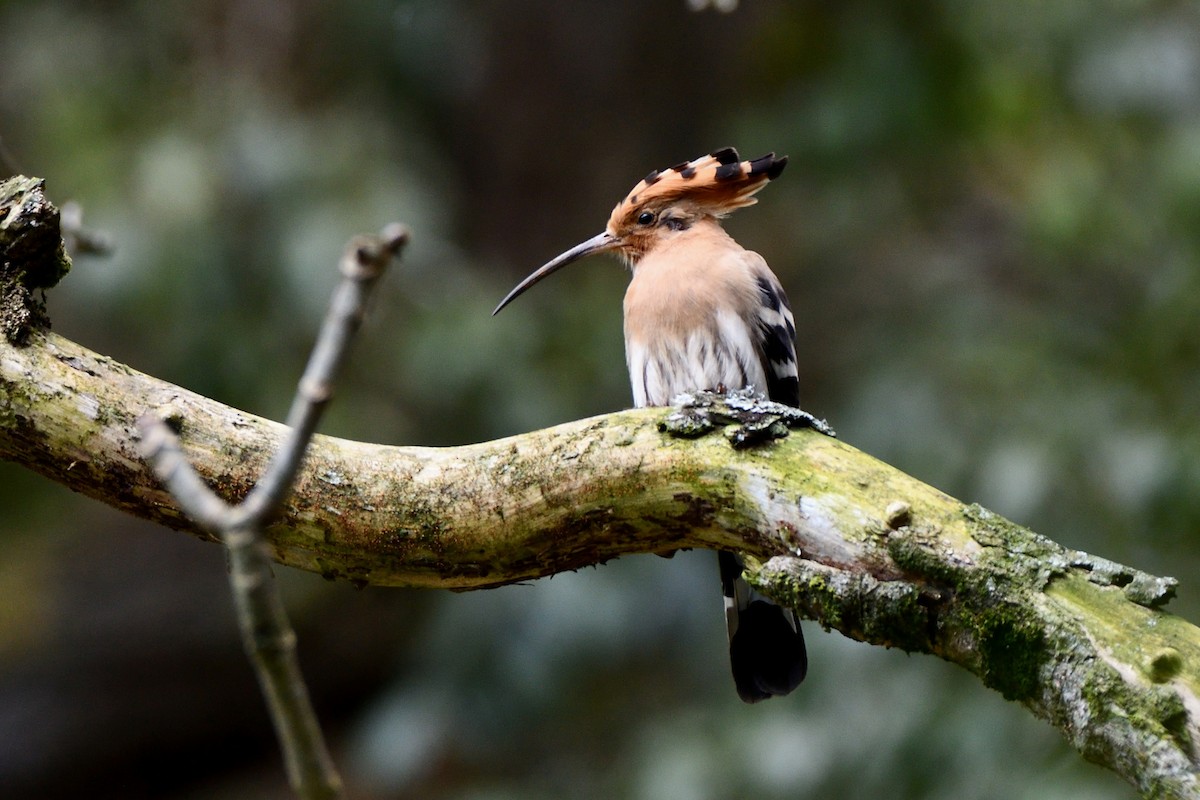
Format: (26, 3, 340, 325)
(606, 149, 788, 233)
(710, 146, 740, 165)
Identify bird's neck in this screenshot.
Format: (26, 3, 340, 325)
(628, 218, 738, 276)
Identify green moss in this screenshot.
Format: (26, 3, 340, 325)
(754, 559, 931, 653)
(1048, 574, 1200, 756)
(886, 530, 963, 586)
(974, 606, 1046, 701)
(1065, 652, 1194, 777)
(780, 567, 846, 631)
(886, 519, 1052, 703)
(1147, 648, 1184, 684)
(965, 503, 1065, 568)
(1147, 687, 1190, 743)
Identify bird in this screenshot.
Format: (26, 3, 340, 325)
(493, 147, 807, 703)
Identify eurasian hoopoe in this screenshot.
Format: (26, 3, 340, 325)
(493, 147, 807, 703)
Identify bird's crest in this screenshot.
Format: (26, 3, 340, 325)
(491, 147, 788, 314)
(607, 147, 787, 232)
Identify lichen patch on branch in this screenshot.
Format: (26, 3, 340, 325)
(659, 388, 835, 448)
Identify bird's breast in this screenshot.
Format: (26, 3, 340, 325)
(622, 246, 767, 408)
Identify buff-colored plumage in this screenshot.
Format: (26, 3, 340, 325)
(623, 222, 771, 406)
(493, 147, 807, 703)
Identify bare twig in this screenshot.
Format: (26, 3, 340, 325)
(137, 224, 409, 800)
(59, 201, 115, 257)
(238, 225, 407, 523)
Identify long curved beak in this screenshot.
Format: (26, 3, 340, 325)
(492, 231, 617, 315)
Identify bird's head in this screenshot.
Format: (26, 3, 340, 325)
(492, 147, 786, 315)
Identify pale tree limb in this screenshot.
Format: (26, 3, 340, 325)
(136, 224, 409, 800)
(2, 177, 1199, 798)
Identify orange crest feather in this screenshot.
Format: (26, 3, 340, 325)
(607, 147, 787, 232)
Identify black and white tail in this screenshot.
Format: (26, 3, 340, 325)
(719, 551, 807, 702)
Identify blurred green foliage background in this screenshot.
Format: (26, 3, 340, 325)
(1, 1, 1197, 797)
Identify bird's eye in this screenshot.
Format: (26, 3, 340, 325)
(637, 211, 655, 225)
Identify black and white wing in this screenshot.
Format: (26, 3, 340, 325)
(752, 271, 800, 408)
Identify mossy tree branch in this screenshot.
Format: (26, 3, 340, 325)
(4, 333, 1199, 798)
(2, 178, 1198, 799)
